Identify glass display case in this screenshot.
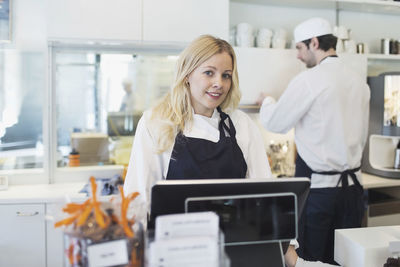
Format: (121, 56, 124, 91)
(0, 51, 45, 171)
(51, 44, 180, 170)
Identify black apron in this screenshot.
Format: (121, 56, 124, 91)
(166, 107, 247, 180)
(295, 153, 364, 264)
(295, 153, 362, 191)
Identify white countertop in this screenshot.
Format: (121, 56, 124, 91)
(0, 172, 399, 204)
(335, 226, 400, 267)
(0, 182, 87, 204)
(362, 173, 400, 189)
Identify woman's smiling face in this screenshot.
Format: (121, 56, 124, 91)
(187, 52, 233, 117)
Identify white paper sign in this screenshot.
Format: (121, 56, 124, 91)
(155, 212, 219, 241)
(87, 239, 129, 267)
(149, 236, 219, 267)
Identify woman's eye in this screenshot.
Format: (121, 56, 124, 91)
(223, 73, 232, 79)
(204, 71, 213, 76)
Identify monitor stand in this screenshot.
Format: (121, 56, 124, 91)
(225, 241, 287, 267)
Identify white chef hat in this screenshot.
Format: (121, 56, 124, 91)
(294, 17, 332, 44)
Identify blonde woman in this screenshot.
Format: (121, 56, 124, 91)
(124, 34, 270, 208)
(123, 35, 335, 267)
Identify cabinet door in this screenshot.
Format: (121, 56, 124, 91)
(46, 203, 66, 267)
(143, 0, 229, 43)
(47, 0, 142, 41)
(0, 204, 46, 267)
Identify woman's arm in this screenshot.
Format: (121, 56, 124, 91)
(284, 245, 298, 267)
(123, 113, 165, 216)
(284, 245, 341, 267)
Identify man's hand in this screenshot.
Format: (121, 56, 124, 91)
(256, 92, 269, 106)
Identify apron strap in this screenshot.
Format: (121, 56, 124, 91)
(296, 153, 362, 190)
(217, 107, 236, 139)
(313, 166, 362, 191)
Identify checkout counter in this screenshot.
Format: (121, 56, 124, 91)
(334, 173, 400, 267)
(335, 226, 400, 267)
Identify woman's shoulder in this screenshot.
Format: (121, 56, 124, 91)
(226, 108, 258, 132)
(142, 109, 153, 120)
(228, 108, 252, 123)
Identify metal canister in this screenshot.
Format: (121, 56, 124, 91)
(381, 38, 390, 55)
(356, 43, 364, 54)
(390, 39, 398, 54)
(395, 148, 400, 169)
(395, 140, 400, 169)
(398, 39, 400, 55)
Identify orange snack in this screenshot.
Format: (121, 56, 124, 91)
(67, 243, 74, 265)
(54, 214, 79, 228)
(54, 176, 142, 266)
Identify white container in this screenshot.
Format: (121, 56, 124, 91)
(272, 38, 286, 49)
(256, 36, 271, 48)
(236, 23, 253, 35)
(257, 28, 273, 38)
(236, 33, 254, 47)
(0, 176, 8, 190)
(344, 39, 357, 54)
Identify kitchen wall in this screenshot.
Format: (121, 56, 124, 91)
(2, 0, 400, 182)
(12, 0, 46, 51)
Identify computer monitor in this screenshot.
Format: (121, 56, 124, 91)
(150, 178, 310, 229)
(149, 178, 310, 267)
(185, 192, 297, 245)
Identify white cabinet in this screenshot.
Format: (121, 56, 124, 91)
(46, 203, 67, 267)
(46, 0, 142, 41)
(46, 0, 229, 44)
(143, 0, 229, 43)
(0, 204, 46, 267)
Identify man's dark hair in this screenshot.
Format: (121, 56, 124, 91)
(302, 34, 338, 51)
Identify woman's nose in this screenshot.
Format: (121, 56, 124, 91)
(212, 76, 223, 88)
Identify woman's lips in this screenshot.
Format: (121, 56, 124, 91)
(206, 91, 222, 99)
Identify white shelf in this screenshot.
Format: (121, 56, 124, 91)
(367, 53, 400, 60)
(231, 0, 336, 9)
(338, 0, 400, 15)
(231, 0, 400, 15)
(235, 47, 400, 61)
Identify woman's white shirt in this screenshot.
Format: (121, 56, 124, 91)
(123, 108, 272, 212)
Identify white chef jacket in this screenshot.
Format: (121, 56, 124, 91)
(124, 107, 272, 212)
(260, 57, 370, 188)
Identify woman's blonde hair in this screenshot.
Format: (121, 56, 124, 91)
(150, 35, 241, 153)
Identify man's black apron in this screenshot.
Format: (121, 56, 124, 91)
(166, 107, 247, 180)
(295, 153, 364, 265)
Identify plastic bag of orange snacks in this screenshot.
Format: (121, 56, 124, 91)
(54, 177, 143, 267)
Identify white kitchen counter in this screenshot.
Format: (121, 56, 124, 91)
(335, 226, 400, 267)
(362, 173, 400, 189)
(0, 172, 399, 204)
(0, 182, 87, 204)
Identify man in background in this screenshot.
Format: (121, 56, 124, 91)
(119, 78, 135, 112)
(257, 17, 370, 264)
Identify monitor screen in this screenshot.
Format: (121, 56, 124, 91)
(185, 193, 297, 245)
(383, 75, 400, 127)
(149, 178, 310, 235)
